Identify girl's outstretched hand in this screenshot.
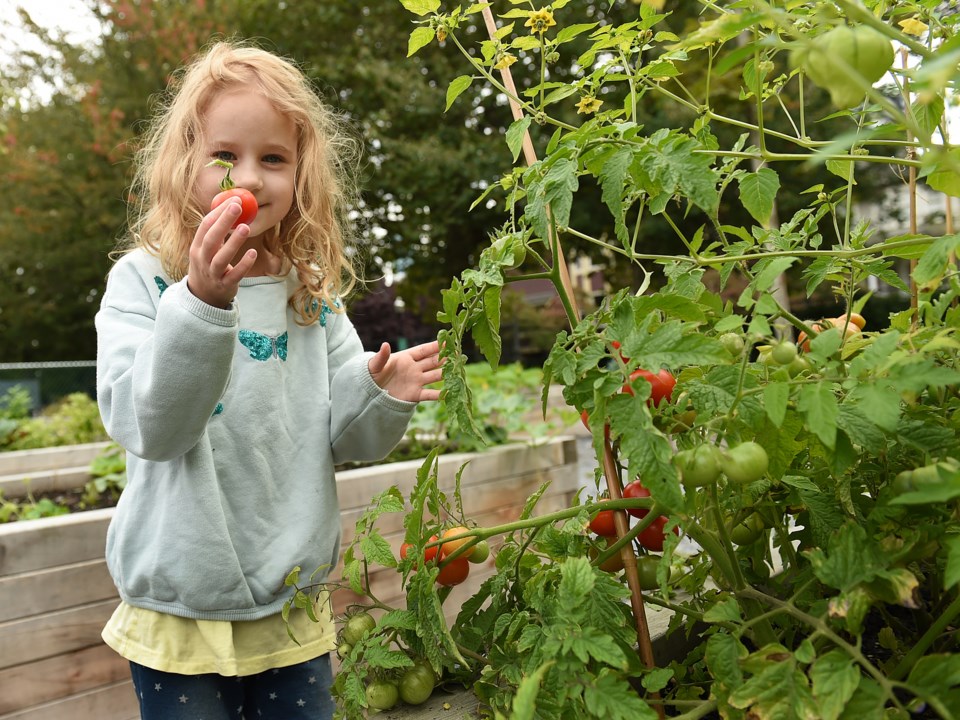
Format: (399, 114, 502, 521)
(368, 340, 443, 403)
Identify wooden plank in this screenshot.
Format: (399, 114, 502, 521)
(339, 465, 578, 545)
(0, 466, 93, 501)
(0, 680, 138, 720)
(0, 560, 117, 623)
(0, 599, 118, 671)
(334, 439, 575, 511)
(0, 443, 110, 477)
(0, 645, 129, 715)
(0, 509, 113, 578)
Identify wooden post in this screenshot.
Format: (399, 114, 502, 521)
(479, 5, 661, 704)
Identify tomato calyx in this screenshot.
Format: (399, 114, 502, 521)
(207, 159, 258, 227)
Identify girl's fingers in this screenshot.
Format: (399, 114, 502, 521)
(223, 248, 258, 284)
(193, 200, 242, 262)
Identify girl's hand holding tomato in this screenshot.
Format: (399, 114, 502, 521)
(187, 199, 258, 309)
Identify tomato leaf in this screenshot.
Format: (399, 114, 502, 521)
(360, 531, 397, 569)
(583, 669, 659, 719)
(445, 74, 473, 110)
(599, 147, 634, 246)
(506, 115, 532, 162)
(400, 0, 441, 16)
(763, 381, 789, 427)
(407, 26, 435, 56)
(727, 656, 818, 718)
(809, 650, 861, 720)
(511, 661, 554, 720)
(738, 168, 780, 225)
(806, 523, 885, 592)
(705, 633, 745, 690)
(797, 382, 838, 450)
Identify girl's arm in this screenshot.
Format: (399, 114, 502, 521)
(96, 256, 236, 461)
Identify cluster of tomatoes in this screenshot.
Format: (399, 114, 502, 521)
(339, 611, 438, 711)
(580, 332, 788, 585)
(400, 526, 490, 587)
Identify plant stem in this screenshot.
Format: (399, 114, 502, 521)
(739, 586, 907, 712)
(890, 590, 960, 681)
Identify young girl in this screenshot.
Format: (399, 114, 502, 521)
(95, 41, 441, 719)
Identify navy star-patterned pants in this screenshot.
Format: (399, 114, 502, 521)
(129, 654, 334, 719)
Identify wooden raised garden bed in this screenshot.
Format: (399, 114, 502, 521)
(0, 436, 580, 719)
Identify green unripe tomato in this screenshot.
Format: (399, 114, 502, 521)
(337, 643, 352, 659)
(675, 444, 723, 487)
(398, 665, 436, 705)
(468, 539, 491, 564)
(729, 513, 765, 546)
(721, 442, 769, 485)
(719, 332, 745, 357)
(365, 680, 399, 711)
(341, 611, 376, 646)
(636, 554, 666, 591)
(787, 355, 811, 378)
(770, 341, 798, 366)
(802, 24, 894, 109)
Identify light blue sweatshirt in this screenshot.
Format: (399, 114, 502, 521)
(95, 249, 415, 621)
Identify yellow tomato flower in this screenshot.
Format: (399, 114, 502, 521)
(899, 17, 929, 37)
(494, 53, 517, 70)
(436, 27, 447, 43)
(525, 9, 556, 35)
(575, 96, 603, 114)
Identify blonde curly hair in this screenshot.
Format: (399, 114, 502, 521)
(125, 40, 362, 323)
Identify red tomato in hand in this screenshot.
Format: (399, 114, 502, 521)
(623, 368, 676, 408)
(589, 509, 618, 537)
(211, 188, 258, 227)
(436, 556, 470, 586)
(622, 480, 651, 519)
(638, 515, 678, 552)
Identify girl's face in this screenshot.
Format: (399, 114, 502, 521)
(196, 88, 298, 244)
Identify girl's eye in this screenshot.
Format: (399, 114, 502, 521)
(263, 154, 285, 164)
(212, 150, 235, 162)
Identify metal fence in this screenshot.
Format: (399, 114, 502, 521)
(0, 361, 97, 412)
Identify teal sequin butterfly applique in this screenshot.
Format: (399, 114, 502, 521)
(309, 298, 341, 327)
(154, 276, 169, 297)
(238, 330, 288, 361)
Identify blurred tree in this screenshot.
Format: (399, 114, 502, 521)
(0, 0, 898, 361)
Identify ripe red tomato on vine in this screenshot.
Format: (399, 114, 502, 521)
(622, 480, 651, 519)
(638, 515, 678, 552)
(623, 368, 676, 407)
(589, 508, 618, 537)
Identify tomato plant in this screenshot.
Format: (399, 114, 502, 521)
(287, 3, 960, 717)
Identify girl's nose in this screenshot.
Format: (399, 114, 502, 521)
(231, 162, 263, 191)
